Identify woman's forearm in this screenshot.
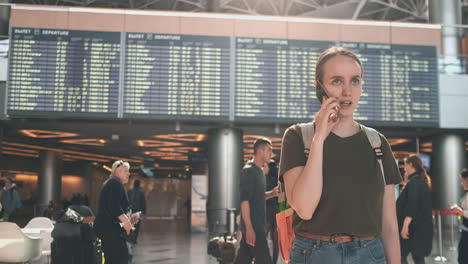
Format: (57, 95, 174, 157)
(289, 137, 324, 220)
(381, 185, 401, 264)
(403, 216, 413, 227)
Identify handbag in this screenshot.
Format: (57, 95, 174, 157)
(119, 209, 138, 244)
(276, 186, 295, 263)
(119, 228, 137, 244)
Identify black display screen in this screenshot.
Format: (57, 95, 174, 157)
(123, 33, 230, 120)
(7, 28, 120, 117)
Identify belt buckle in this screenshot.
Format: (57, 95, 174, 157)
(329, 233, 354, 243)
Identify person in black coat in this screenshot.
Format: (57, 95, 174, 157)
(397, 155, 433, 264)
(128, 179, 146, 242)
(450, 169, 468, 264)
(94, 160, 140, 264)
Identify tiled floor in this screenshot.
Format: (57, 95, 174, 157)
(131, 221, 463, 264)
(3, 219, 460, 264)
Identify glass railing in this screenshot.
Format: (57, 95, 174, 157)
(0, 39, 8, 58)
(438, 55, 468, 74)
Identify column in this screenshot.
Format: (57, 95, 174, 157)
(0, 0, 9, 37)
(429, 0, 462, 72)
(207, 127, 243, 235)
(37, 150, 63, 216)
(432, 134, 466, 225)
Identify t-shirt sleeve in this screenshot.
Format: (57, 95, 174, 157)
(239, 169, 255, 202)
(278, 125, 307, 182)
(379, 134, 402, 185)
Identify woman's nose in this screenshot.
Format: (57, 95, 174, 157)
(341, 84, 352, 96)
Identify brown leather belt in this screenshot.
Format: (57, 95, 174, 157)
(297, 232, 376, 243)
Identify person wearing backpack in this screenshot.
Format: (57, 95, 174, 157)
(0, 177, 21, 222)
(278, 46, 402, 264)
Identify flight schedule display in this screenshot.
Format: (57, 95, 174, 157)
(235, 38, 328, 122)
(349, 42, 439, 126)
(6, 27, 439, 127)
(7, 28, 120, 117)
(123, 33, 230, 120)
(235, 38, 439, 127)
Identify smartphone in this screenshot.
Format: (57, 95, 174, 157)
(316, 81, 339, 122)
(316, 84, 328, 104)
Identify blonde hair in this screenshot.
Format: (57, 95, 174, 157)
(111, 160, 129, 176)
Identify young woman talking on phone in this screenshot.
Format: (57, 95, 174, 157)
(279, 47, 402, 264)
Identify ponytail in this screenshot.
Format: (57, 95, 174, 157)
(405, 155, 432, 190)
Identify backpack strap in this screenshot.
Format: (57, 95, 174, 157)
(361, 124, 386, 186)
(298, 122, 315, 157)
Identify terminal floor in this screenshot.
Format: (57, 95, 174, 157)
(5, 219, 462, 264)
(130, 220, 462, 264)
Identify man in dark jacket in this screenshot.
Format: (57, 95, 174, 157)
(128, 179, 147, 241)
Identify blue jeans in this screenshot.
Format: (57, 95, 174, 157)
(290, 234, 387, 264)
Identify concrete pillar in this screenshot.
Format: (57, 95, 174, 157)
(0, 0, 10, 37)
(0, 125, 3, 161)
(207, 127, 243, 235)
(37, 150, 63, 216)
(429, 0, 462, 72)
(432, 134, 466, 225)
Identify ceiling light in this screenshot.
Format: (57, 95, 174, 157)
(388, 139, 411, 146)
(19, 129, 79, 138)
(3, 141, 143, 163)
(152, 134, 206, 142)
(421, 142, 432, 148)
(60, 139, 107, 146)
(136, 140, 182, 147)
(102, 165, 112, 172)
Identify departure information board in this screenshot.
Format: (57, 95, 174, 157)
(353, 43, 439, 126)
(123, 33, 230, 120)
(7, 28, 120, 117)
(235, 38, 439, 127)
(6, 28, 439, 127)
(235, 38, 327, 122)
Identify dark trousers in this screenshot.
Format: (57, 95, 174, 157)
(459, 231, 468, 264)
(266, 205, 279, 264)
(266, 220, 278, 264)
(235, 232, 272, 264)
(101, 231, 129, 264)
(134, 222, 141, 242)
(402, 254, 425, 264)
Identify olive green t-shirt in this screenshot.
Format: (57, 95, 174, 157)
(278, 124, 402, 236)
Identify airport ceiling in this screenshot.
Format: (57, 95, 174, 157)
(8, 0, 468, 23)
(1, 118, 466, 170)
(0, 119, 289, 167)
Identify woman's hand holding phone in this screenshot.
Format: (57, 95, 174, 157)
(316, 81, 340, 123)
(314, 96, 340, 142)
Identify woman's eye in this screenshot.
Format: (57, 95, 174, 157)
(331, 79, 341, 86)
(352, 78, 361, 85)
